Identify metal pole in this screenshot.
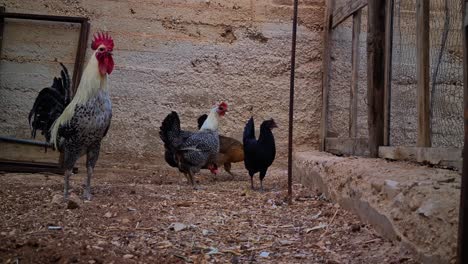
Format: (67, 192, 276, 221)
(458, 2, 468, 263)
(288, 0, 299, 204)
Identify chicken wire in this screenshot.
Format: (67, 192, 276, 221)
(390, 0, 464, 147)
(429, 0, 464, 148)
(390, 0, 418, 146)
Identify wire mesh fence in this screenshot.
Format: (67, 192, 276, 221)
(429, 0, 464, 148)
(391, 0, 463, 147)
(390, 0, 418, 146)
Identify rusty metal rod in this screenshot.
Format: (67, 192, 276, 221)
(287, 0, 299, 204)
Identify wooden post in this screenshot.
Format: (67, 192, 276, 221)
(458, 2, 468, 263)
(320, 0, 335, 151)
(71, 20, 89, 95)
(367, 0, 386, 157)
(416, 0, 431, 147)
(0, 6, 5, 59)
(384, 0, 394, 146)
(349, 10, 362, 139)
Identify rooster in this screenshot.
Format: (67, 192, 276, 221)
(197, 114, 244, 177)
(28, 32, 115, 200)
(243, 117, 277, 191)
(159, 103, 228, 188)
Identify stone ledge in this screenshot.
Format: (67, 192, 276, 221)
(293, 151, 460, 264)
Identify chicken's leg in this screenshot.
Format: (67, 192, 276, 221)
(63, 149, 80, 200)
(224, 163, 234, 179)
(64, 169, 72, 199)
(85, 147, 100, 200)
(259, 170, 267, 192)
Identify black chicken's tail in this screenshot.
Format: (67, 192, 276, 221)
(159, 111, 182, 147)
(197, 114, 208, 130)
(243, 117, 255, 145)
(160, 111, 183, 168)
(28, 63, 71, 142)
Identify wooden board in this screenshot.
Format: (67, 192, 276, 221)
(383, 0, 394, 146)
(349, 10, 362, 138)
(416, 0, 431, 147)
(325, 137, 369, 156)
(0, 141, 60, 163)
(458, 1, 468, 263)
(320, 0, 335, 151)
(367, 0, 386, 157)
(332, 0, 367, 29)
(379, 146, 461, 171)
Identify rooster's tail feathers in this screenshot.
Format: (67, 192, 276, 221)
(243, 117, 255, 143)
(28, 63, 71, 142)
(160, 111, 182, 145)
(197, 114, 208, 130)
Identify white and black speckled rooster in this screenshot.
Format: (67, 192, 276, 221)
(159, 102, 228, 189)
(29, 32, 115, 200)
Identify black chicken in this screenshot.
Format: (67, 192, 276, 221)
(243, 117, 277, 191)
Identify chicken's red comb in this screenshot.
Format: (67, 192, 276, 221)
(219, 102, 228, 109)
(91, 32, 114, 50)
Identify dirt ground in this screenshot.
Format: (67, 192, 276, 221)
(0, 164, 418, 264)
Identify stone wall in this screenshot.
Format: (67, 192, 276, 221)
(0, 0, 325, 165)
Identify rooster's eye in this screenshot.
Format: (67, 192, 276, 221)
(99, 47, 105, 52)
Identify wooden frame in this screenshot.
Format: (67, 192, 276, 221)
(458, 1, 468, 262)
(383, 0, 394, 146)
(320, 0, 335, 151)
(0, 8, 90, 174)
(416, 0, 431, 147)
(367, 0, 386, 157)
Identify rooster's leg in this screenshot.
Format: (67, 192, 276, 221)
(188, 170, 196, 189)
(259, 170, 267, 192)
(250, 176, 254, 190)
(64, 169, 72, 199)
(85, 147, 100, 200)
(63, 149, 80, 200)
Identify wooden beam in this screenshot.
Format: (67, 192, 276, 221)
(325, 137, 369, 156)
(0, 159, 77, 174)
(383, 0, 394, 146)
(71, 20, 90, 95)
(349, 10, 362, 138)
(332, 0, 367, 29)
(367, 0, 386, 157)
(416, 0, 431, 147)
(0, 6, 5, 59)
(458, 1, 468, 263)
(320, 0, 335, 151)
(379, 146, 462, 171)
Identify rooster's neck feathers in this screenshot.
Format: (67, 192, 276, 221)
(199, 107, 220, 131)
(49, 51, 108, 148)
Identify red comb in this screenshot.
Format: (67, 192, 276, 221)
(219, 102, 228, 109)
(91, 32, 114, 50)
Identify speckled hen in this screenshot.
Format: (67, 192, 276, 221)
(160, 103, 228, 188)
(29, 32, 115, 200)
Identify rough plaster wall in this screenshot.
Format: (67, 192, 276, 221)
(0, 20, 80, 141)
(0, 0, 325, 165)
